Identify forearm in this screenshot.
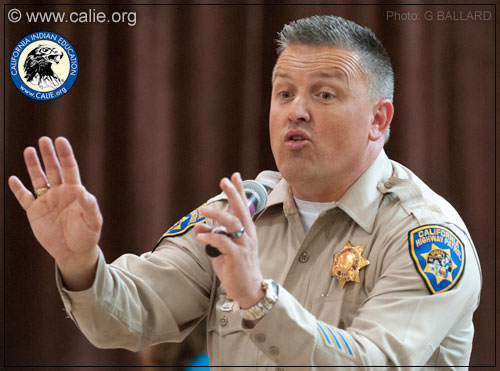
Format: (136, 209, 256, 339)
(243, 285, 390, 368)
(56, 245, 213, 351)
(57, 249, 184, 350)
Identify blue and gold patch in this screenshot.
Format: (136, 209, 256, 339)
(152, 205, 206, 251)
(408, 225, 465, 294)
(164, 205, 206, 237)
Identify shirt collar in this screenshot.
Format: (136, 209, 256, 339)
(263, 150, 393, 233)
(337, 150, 392, 233)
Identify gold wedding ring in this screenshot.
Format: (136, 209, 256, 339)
(35, 184, 51, 197)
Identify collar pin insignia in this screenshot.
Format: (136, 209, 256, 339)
(330, 241, 370, 288)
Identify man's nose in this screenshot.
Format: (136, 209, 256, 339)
(288, 97, 311, 123)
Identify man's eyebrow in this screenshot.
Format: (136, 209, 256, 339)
(272, 70, 348, 84)
(310, 70, 348, 82)
(272, 71, 290, 82)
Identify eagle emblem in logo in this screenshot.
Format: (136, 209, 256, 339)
(24, 45, 65, 89)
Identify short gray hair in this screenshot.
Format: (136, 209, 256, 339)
(276, 15, 394, 140)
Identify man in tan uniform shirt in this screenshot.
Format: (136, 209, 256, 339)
(9, 15, 481, 368)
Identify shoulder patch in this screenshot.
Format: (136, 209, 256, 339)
(164, 205, 206, 237)
(152, 205, 206, 251)
(408, 225, 465, 294)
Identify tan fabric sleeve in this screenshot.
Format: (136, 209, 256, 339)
(56, 230, 214, 352)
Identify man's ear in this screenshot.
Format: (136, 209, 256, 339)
(369, 100, 394, 141)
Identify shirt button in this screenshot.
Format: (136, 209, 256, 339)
(255, 333, 266, 343)
(269, 345, 280, 356)
(220, 315, 228, 326)
(298, 252, 309, 263)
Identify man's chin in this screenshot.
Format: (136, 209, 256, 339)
(277, 163, 314, 184)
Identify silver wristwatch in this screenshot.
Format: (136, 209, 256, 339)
(241, 279, 278, 321)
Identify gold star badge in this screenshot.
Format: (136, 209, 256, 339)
(330, 241, 370, 288)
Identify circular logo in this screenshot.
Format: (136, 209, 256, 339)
(10, 31, 78, 100)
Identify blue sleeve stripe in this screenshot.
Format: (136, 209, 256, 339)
(337, 331, 354, 356)
(316, 322, 332, 345)
(326, 326, 343, 351)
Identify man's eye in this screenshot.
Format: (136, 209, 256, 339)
(279, 91, 292, 99)
(320, 92, 335, 100)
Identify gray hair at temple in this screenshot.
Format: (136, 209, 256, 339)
(276, 15, 394, 141)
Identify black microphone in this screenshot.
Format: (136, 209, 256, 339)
(205, 180, 268, 258)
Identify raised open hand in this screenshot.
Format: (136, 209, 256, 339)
(9, 137, 101, 289)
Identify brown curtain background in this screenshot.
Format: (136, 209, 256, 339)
(3, 1, 495, 367)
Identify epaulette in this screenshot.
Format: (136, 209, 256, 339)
(377, 177, 442, 223)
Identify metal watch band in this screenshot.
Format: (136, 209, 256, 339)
(241, 279, 278, 321)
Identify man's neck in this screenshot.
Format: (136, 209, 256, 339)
(290, 147, 383, 202)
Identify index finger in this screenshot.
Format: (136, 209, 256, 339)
(231, 172, 247, 205)
(54, 137, 81, 184)
(220, 174, 252, 227)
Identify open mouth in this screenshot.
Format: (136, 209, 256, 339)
(285, 130, 310, 141)
(284, 130, 311, 148)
